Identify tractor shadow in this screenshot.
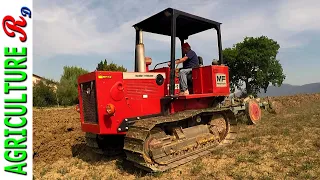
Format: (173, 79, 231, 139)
(71, 143, 119, 163)
(71, 143, 150, 177)
(115, 158, 150, 177)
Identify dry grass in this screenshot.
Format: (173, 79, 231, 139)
(33, 93, 320, 179)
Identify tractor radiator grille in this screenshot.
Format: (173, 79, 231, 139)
(80, 81, 98, 124)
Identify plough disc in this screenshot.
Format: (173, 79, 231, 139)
(245, 99, 262, 124)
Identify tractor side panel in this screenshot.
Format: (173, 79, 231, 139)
(192, 67, 204, 94)
(170, 97, 215, 113)
(78, 71, 165, 135)
(95, 72, 125, 135)
(122, 72, 165, 119)
(192, 65, 230, 95)
(202, 65, 230, 94)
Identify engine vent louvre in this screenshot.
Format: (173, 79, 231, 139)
(126, 80, 158, 97)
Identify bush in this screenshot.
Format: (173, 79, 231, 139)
(56, 66, 89, 106)
(56, 79, 79, 106)
(33, 80, 57, 107)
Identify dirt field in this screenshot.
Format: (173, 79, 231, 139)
(33, 93, 320, 180)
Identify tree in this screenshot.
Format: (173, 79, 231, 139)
(96, 59, 127, 72)
(56, 66, 89, 106)
(223, 36, 286, 97)
(33, 80, 57, 107)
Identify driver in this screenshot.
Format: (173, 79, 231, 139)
(168, 42, 199, 95)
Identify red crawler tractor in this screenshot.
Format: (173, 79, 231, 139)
(77, 8, 264, 172)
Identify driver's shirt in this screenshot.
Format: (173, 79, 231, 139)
(183, 50, 199, 69)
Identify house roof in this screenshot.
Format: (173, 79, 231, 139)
(33, 74, 44, 79)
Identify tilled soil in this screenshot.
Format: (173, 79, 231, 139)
(33, 107, 86, 164)
(33, 93, 320, 180)
(33, 108, 141, 180)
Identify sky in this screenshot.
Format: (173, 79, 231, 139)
(33, 0, 320, 85)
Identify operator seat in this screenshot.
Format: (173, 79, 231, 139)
(198, 56, 203, 67)
(186, 56, 203, 93)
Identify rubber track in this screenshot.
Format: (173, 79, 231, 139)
(123, 107, 239, 172)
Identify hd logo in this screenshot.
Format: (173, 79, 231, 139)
(216, 73, 227, 87)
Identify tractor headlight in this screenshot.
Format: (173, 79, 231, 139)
(106, 104, 115, 115)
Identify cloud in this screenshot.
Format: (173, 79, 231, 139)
(33, 0, 224, 61)
(34, 0, 320, 67)
(276, 0, 320, 32)
(34, 0, 141, 59)
(188, 1, 316, 49)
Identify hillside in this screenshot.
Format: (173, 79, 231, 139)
(258, 83, 320, 97)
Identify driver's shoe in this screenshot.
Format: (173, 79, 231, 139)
(179, 89, 189, 96)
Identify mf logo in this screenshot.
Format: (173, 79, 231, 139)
(216, 73, 227, 87)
